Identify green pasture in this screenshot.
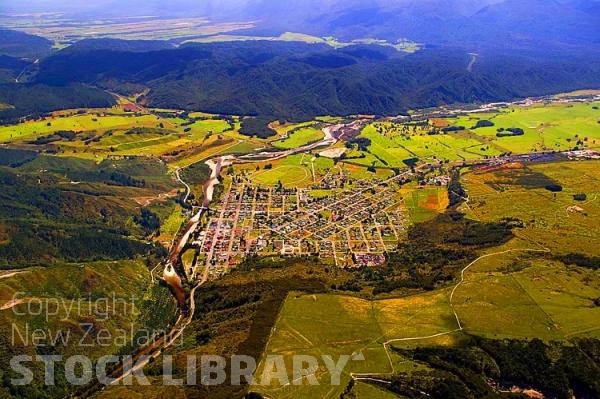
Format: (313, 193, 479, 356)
(461, 160, 600, 255)
(453, 254, 600, 340)
(449, 101, 600, 153)
(253, 165, 312, 186)
(0, 113, 162, 142)
(360, 123, 504, 164)
(272, 127, 324, 149)
(255, 291, 455, 398)
(249, 153, 335, 186)
(401, 185, 449, 223)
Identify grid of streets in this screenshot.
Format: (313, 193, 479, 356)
(190, 172, 411, 278)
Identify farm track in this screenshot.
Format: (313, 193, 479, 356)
(349, 245, 552, 384)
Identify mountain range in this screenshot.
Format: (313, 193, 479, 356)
(0, 0, 599, 121)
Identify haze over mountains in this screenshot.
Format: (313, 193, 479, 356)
(3, 0, 599, 48)
(0, 0, 599, 121)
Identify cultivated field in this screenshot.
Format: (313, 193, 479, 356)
(401, 184, 449, 222)
(1, 16, 255, 43)
(272, 126, 325, 149)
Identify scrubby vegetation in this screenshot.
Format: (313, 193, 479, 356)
(341, 212, 515, 295)
(180, 161, 211, 185)
(0, 148, 37, 167)
(554, 253, 600, 270)
(388, 337, 600, 399)
(471, 119, 494, 129)
(0, 155, 174, 267)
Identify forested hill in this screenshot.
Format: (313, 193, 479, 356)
(26, 41, 600, 121)
(0, 29, 53, 59)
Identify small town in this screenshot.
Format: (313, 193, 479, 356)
(187, 172, 412, 277)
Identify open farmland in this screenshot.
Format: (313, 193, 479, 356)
(354, 100, 600, 167)
(254, 291, 456, 399)
(401, 184, 449, 222)
(447, 101, 600, 154)
(1, 16, 255, 43)
(460, 160, 600, 255)
(359, 123, 502, 165)
(245, 153, 335, 187)
(0, 111, 162, 142)
(0, 107, 266, 166)
(272, 126, 325, 149)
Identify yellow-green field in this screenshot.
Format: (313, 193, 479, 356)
(245, 153, 337, 187)
(359, 123, 503, 166)
(272, 127, 325, 149)
(401, 184, 449, 222)
(448, 101, 600, 154)
(0, 111, 161, 142)
(255, 290, 456, 399)
(356, 101, 600, 165)
(461, 160, 600, 255)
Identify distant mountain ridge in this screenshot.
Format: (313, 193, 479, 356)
(0, 0, 599, 121)
(234, 0, 600, 48)
(0, 29, 52, 59)
(22, 40, 600, 121)
(2, 0, 599, 50)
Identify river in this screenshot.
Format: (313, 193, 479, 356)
(161, 120, 362, 315)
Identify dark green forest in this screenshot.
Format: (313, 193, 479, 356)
(0, 38, 598, 122)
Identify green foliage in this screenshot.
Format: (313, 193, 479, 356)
(0, 148, 37, 167)
(554, 253, 600, 270)
(545, 184, 563, 192)
(180, 161, 211, 185)
(0, 29, 52, 58)
(364, 212, 514, 295)
(30, 41, 600, 120)
(442, 125, 465, 132)
(0, 154, 173, 267)
(134, 208, 161, 235)
(471, 119, 494, 129)
(346, 137, 371, 151)
(0, 83, 115, 123)
(496, 127, 525, 137)
(239, 117, 277, 139)
(391, 337, 600, 399)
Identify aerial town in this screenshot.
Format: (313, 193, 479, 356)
(186, 171, 413, 277)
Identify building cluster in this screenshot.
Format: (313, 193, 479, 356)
(189, 173, 410, 273)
